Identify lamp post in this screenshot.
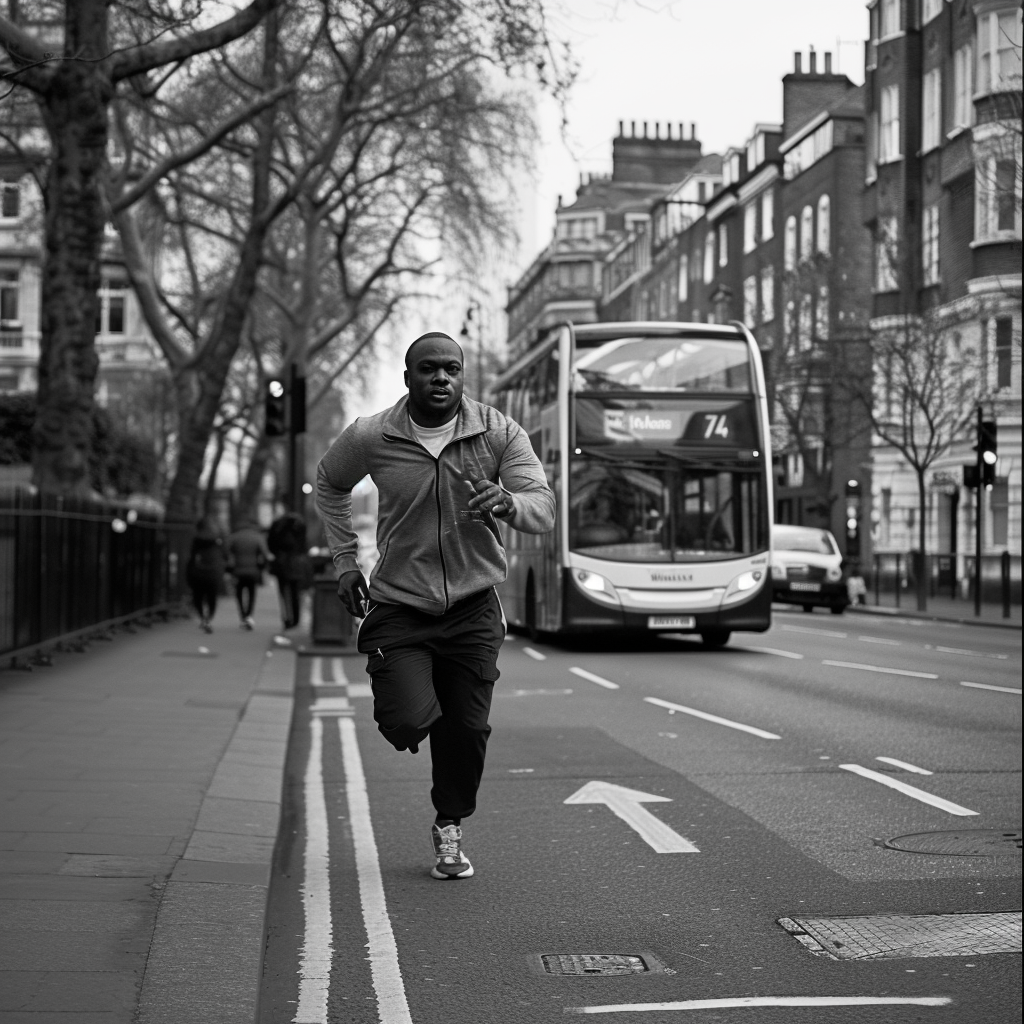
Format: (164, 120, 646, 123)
(460, 298, 485, 401)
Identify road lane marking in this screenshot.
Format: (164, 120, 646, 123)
(928, 645, 1009, 660)
(564, 781, 699, 853)
(838, 764, 978, 816)
(876, 756, 933, 775)
(736, 646, 803, 659)
(858, 636, 900, 645)
(565, 995, 952, 1014)
(644, 697, 780, 740)
(293, 717, 332, 1024)
(823, 660, 939, 679)
(961, 680, 1022, 694)
(523, 647, 546, 660)
(337, 717, 414, 1024)
(780, 624, 847, 638)
(497, 688, 574, 697)
(569, 666, 621, 689)
(310, 656, 325, 686)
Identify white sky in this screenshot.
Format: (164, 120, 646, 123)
(351, 0, 870, 419)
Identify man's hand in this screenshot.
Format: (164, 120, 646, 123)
(337, 570, 370, 617)
(469, 479, 516, 520)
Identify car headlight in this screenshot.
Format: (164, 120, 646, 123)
(826, 566, 843, 582)
(723, 569, 764, 603)
(574, 569, 621, 605)
(771, 563, 786, 580)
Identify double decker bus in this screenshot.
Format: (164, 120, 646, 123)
(491, 321, 773, 646)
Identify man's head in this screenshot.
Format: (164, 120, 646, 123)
(404, 332, 464, 426)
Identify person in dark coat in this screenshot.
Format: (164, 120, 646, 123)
(267, 512, 313, 630)
(186, 516, 227, 633)
(226, 521, 271, 629)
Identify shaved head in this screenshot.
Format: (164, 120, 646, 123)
(405, 332, 463, 369)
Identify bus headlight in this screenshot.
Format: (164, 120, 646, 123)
(723, 569, 764, 603)
(826, 566, 843, 582)
(574, 569, 621, 605)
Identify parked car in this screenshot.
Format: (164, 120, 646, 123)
(771, 525, 849, 614)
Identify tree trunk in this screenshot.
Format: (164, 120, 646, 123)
(916, 468, 928, 612)
(203, 428, 227, 518)
(31, 3, 112, 495)
(235, 429, 276, 524)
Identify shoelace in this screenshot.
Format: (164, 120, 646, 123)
(435, 826, 462, 858)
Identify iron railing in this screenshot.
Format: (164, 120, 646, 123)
(0, 489, 192, 658)
(870, 551, 1021, 610)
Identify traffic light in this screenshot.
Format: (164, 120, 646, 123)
(844, 479, 861, 555)
(265, 378, 287, 436)
(978, 419, 997, 488)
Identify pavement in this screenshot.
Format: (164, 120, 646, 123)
(0, 585, 1017, 1023)
(0, 584, 301, 1024)
(850, 594, 1021, 629)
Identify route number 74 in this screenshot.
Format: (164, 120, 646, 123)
(703, 414, 730, 439)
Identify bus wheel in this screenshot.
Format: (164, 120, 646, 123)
(525, 577, 540, 643)
(700, 629, 731, 648)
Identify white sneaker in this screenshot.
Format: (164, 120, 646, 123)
(430, 824, 473, 879)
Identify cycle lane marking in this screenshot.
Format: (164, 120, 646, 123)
(564, 995, 951, 1014)
(569, 666, 621, 689)
(644, 697, 780, 740)
(838, 764, 978, 816)
(961, 680, 1021, 694)
(823, 660, 938, 679)
(875, 756, 932, 775)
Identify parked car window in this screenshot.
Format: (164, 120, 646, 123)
(773, 525, 837, 555)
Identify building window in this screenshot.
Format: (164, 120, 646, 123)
(743, 203, 757, 254)
(703, 232, 715, 284)
(784, 216, 797, 270)
(783, 120, 834, 180)
(816, 194, 830, 255)
(800, 205, 813, 260)
(678, 254, 688, 302)
(922, 203, 940, 285)
(875, 215, 899, 291)
(746, 133, 765, 172)
(952, 44, 973, 131)
(743, 275, 758, 325)
(866, 112, 879, 182)
(922, 68, 942, 153)
(717, 223, 728, 267)
(760, 190, 774, 241)
(879, 85, 901, 163)
(975, 149, 1022, 241)
(557, 216, 599, 241)
(798, 293, 813, 351)
(784, 298, 796, 347)
(761, 266, 775, 322)
(976, 8, 1023, 96)
(880, 0, 900, 37)
(995, 316, 1013, 389)
(0, 269, 20, 329)
(815, 284, 829, 340)
(990, 478, 1009, 546)
(922, 0, 943, 22)
(97, 276, 128, 335)
(0, 179, 20, 220)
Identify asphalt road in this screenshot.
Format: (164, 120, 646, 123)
(259, 610, 1021, 1024)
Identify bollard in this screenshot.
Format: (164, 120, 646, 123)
(874, 554, 881, 607)
(1002, 550, 1011, 620)
(895, 552, 901, 608)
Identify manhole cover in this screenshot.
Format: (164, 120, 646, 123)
(540, 954, 649, 977)
(883, 828, 1022, 857)
(779, 912, 1022, 960)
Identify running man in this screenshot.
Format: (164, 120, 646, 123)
(315, 331, 554, 879)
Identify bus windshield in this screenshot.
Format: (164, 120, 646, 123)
(573, 334, 752, 392)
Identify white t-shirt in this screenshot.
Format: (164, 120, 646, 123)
(408, 413, 457, 458)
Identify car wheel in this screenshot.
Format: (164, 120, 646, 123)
(801, 604, 814, 613)
(830, 604, 845, 616)
(700, 629, 731, 648)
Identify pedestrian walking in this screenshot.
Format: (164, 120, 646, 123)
(186, 516, 227, 634)
(226, 520, 271, 629)
(316, 331, 555, 879)
(267, 511, 313, 630)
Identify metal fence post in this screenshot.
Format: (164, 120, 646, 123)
(895, 553, 901, 608)
(1002, 550, 1011, 619)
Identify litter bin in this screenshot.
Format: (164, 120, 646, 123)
(310, 556, 354, 645)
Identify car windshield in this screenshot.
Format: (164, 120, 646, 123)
(773, 526, 838, 555)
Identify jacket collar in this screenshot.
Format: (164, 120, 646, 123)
(381, 395, 487, 443)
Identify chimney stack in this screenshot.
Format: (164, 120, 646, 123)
(618, 120, 624, 136)
(794, 52, 802, 74)
(809, 48, 816, 74)
(824, 51, 832, 74)
(690, 122, 696, 139)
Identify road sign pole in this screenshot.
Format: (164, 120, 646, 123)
(974, 406, 982, 617)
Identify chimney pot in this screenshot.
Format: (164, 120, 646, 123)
(643, 121, 648, 138)
(824, 52, 832, 74)
(690, 122, 696, 140)
(794, 52, 802, 74)
(678, 122, 684, 139)
(630, 120, 636, 137)
(809, 50, 817, 74)
(618, 120, 624, 136)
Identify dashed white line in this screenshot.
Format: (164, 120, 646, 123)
(928, 645, 1009, 660)
(875, 756, 933, 775)
(523, 646, 546, 661)
(838, 764, 978, 816)
(858, 636, 900, 646)
(961, 680, 1022, 695)
(569, 666, 621, 689)
(736, 646, 804, 659)
(645, 697, 780, 740)
(780, 624, 848, 638)
(823, 660, 938, 679)
(565, 995, 952, 1014)
(337, 717, 414, 1023)
(497, 688, 574, 697)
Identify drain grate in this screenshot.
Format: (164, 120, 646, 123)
(883, 828, 1021, 857)
(779, 912, 1022, 960)
(540, 954, 650, 977)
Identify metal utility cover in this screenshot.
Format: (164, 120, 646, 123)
(883, 828, 1022, 857)
(540, 954, 650, 977)
(779, 912, 1022, 960)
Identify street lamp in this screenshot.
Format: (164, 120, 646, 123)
(460, 299, 485, 401)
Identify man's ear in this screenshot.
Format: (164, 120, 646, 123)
(403, 369, 409, 388)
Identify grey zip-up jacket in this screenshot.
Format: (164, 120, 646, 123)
(316, 396, 555, 615)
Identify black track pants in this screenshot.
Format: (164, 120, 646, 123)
(357, 588, 504, 820)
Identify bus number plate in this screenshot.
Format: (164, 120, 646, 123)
(648, 616, 696, 630)
(789, 582, 821, 592)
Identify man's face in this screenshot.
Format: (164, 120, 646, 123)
(404, 337, 464, 425)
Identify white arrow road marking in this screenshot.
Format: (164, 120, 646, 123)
(875, 756, 932, 775)
(564, 995, 952, 1014)
(961, 680, 1022, 694)
(570, 666, 621, 689)
(564, 781, 699, 853)
(645, 697, 781, 740)
(823, 660, 938, 679)
(839, 764, 978, 816)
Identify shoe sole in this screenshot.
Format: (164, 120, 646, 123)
(430, 863, 474, 880)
